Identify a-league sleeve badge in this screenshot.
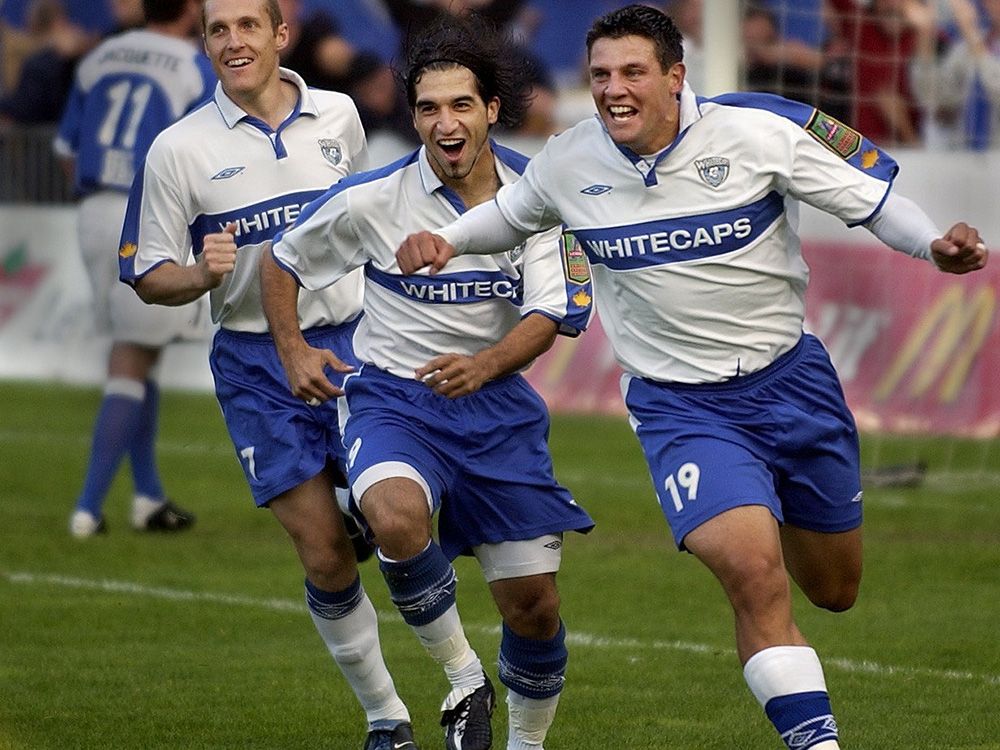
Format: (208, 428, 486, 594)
(561, 233, 590, 284)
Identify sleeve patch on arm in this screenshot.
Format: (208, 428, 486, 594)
(805, 110, 861, 159)
(561, 232, 590, 284)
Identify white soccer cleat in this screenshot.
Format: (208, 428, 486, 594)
(69, 509, 106, 538)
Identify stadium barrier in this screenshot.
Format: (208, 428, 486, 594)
(1, 148, 998, 437)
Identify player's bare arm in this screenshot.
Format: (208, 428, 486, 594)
(135, 222, 239, 305)
(931, 222, 989, 274)
(396, 231, 456, 274)
(415, 313, 558, 399)
(259, 250, 353, 403)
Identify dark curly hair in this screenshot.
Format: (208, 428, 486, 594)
(586, 4, 684, 72)
(402, 12, 536, 130)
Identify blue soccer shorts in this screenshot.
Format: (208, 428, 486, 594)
(339, 366, 594, 560)
(622, 334, 862, 549)
(210, 318, 362, 506)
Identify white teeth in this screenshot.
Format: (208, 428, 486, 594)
(609, 106, 634, 115)
(226, 58, 252, 67)
(439, 139, 463, 146)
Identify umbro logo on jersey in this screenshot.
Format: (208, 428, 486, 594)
(211, 166, 245, 180)
(580, 184, 612, 196)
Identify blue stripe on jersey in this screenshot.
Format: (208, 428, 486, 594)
(573, 190, 784, 270)
(703, 91, 899, 182)
(365, 264, 524, 305)
(189, 189, 325, 253)
(119, 164, 146, 285)
(275, 149, 422, 247)
(491, 140, 530, 175)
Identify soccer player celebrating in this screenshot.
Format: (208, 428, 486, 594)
(262, 14, 595, 750)
(118, 0, 415, 747)
(394, 5, 988, 750)
(57, 0, 212, 538)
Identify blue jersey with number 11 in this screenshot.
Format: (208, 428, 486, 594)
(54, 28, 214, 196)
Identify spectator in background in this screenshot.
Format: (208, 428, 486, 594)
(277, 0, 416, 145)
(56, 0, 213, 538)
(742, 3, 851, 123)
(106, 0, 144, 33)
(0, 0, 94, 124)
(829, 0, 923, 145)
(910, 0, 1000, 149)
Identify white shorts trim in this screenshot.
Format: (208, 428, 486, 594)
(473, 534, 563, 583)
(352, 461, 433, 513)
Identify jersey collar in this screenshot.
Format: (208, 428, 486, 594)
(213, 67, 319, 130)
(603, 81, 703, 187)
(416, 139, 519, 214)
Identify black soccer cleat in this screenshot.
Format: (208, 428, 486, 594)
(363, 721, 419, 750)
(136, 500, 195, 532)
(342, 511, 375, 563)
(441, 676, 495, 750)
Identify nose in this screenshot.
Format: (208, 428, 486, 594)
(604, 71, 626, 98)
(435, 108, 459, 135)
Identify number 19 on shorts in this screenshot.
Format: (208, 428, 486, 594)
(664, 462, 700, 512)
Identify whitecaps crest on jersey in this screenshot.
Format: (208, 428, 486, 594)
(694, 156, 730, 188)
(319, 138, 342, 165)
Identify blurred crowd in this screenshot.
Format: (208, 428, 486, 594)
(2, 0, 1000, 150)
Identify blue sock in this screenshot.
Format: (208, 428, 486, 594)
(304, 575, 364, 619)
(75, 382, 145, 516)
(129, 379, 164, 499)
(765, 692, 839, 749)
(498, 621, 568, 699)
(378, 541, 457, 626)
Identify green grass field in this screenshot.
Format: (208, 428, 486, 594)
(1, 381, 998, 749)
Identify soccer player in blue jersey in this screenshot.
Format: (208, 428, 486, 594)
(56, 0, 213, 539)
(395, 5, 989, 749)
(117, 1, 416, 748)
(262, 14, 595, 750)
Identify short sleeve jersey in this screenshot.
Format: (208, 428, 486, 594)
(494, 84, 898, 383)
(54, 29, 215, 195)
(118, 68, 368, 332)
(271, 143, 594, 378)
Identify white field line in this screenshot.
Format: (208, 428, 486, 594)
(3, 428, 1000, 495)
(4, 570, 998, 687)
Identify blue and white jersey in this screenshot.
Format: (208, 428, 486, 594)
(272, 143, 593, 378)
(492, 84, 898, 383)
(119, 68, 367, 333)
(54, 29, 215, 195)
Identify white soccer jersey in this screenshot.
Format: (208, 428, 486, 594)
(272, 143, 593, 378)
(493, 84, 898, 383)
(54, 29, 215, 195)
(119, 68, 367, 332)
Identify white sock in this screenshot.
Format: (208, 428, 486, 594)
(310, 591, 409, 725)
(507, 691, 560, 749)
(410, 603, 484, 692)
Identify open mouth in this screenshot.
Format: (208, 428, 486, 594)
(608, 105, 637, 122)
(438, 138, 466, 160)
(225, 57, 253, 69)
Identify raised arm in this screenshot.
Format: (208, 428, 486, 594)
(135, 223, 238, 305)
(864, 192, 988, 274)
(397, 193, 536, 274)
(415, 312, 558, 399)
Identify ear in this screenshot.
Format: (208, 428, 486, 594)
(667, 61, 686, 95)
(487, 96, 500, 127)
(275, 21, 290, 52)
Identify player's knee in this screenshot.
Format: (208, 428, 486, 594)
(806, 578, 860, 612)
(499, 585, 561, 639)
(721, 551, 788, 611)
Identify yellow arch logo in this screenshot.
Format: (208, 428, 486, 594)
(874, 285, 995, 404)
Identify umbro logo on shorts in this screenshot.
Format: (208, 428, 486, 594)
(544, 540, 563, 550)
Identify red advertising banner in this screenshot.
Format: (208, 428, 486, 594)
(525, 242, 1000, 437)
